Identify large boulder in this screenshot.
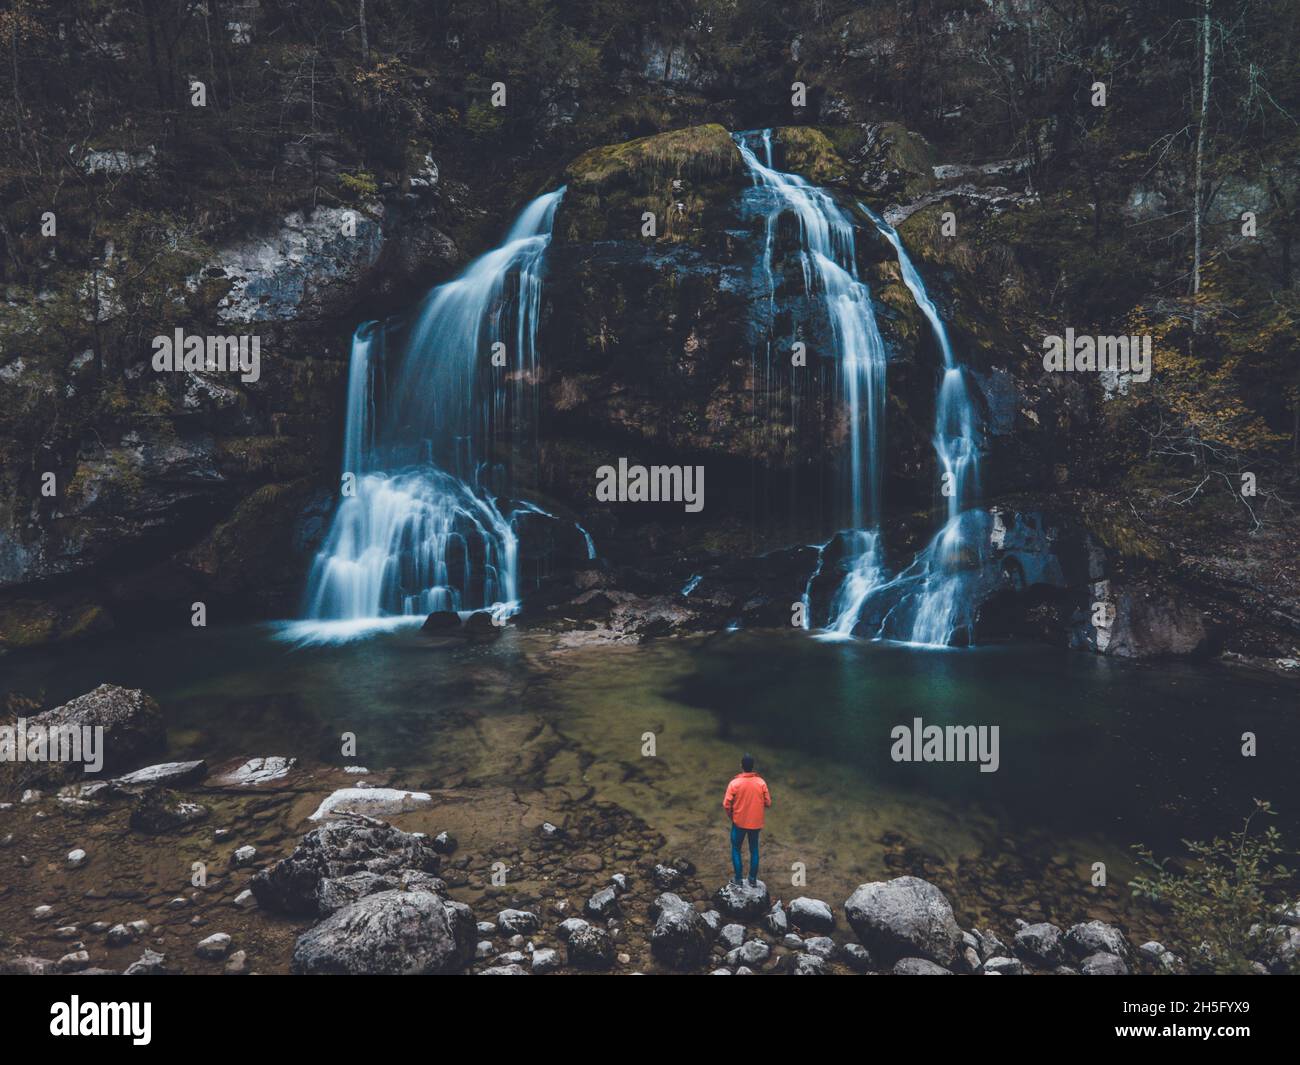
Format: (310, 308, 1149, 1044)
(250, 815, 441, 916)
(844, 876, 963, 967)
(2, 685, 163, 792)
(290, 890, 474, 974)
(649, 893, 711, 971)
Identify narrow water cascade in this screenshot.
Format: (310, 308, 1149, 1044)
(828, 205, 987, 647)
(734, 129, 890, 622)
(287, 189, 569, 642)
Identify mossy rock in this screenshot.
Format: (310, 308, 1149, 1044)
(564, 124, 741, 191)
(772, 127, 849, 185)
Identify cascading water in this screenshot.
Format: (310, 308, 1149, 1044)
(285, 189, 569, 643)
(829, 205, 986, 646)
(734, 130, 890, 622)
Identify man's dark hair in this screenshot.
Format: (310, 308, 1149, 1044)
(741, 753, 754, 772)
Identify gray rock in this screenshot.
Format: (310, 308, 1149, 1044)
(714, 879, 770, 919)
(432, 831, 457, 854)
(214, 756, 296, 786)
(1065, 920, 1129, 960)
(113, 760, 207, 788)
(106, 923, 140, 947)
(476, 921, 496, 936)
(56, 949, 91, 972)
(982, 955, 1024, 975)
(250, 815, 441, 916)
(972, 927, 1008, 960)
(783, 933, 804, 950)
(700, 910, 722, 934)
(609, 873, 629, 894)
(804, 936, 837, 959)
(724, 939, 770, 968)
(195, 933, 232, 960)
(566, 925, 614, 970)
(224, 950, 249, 975)
(844, 876, 962, 967)
(719, 923, 746, 950)
(841, 942, 874, 972)
(650, 892, 711, 970)
(557, 917, 589, 941)
(762, 901, 788, 936)
(1080, 951, 1129, 975)
(788, 897, 835, 934)
(652, 863, 685, 890)
(479, 963, 528, 974)
(1014, 922, 1065, 966)
(123, 949, 165, 975)
(9, 686, 163, 787)
(585, 886, 620, 920)
(893, 957, 953, 975)
(232, 844, 257, 866)
(531, 947, 560, 974)
(497, 909, 541, 937)
(314, 870, 398, 915)
(291, 890, 474, 974)
(308, 787, 431, 821)
(791, 953, 827, 975)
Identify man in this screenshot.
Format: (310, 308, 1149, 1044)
(722, 753, 771, 886)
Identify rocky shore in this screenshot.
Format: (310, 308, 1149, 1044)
(4, 682, 1298, 976)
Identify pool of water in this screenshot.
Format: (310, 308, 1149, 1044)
(5, 623, 1296, 930)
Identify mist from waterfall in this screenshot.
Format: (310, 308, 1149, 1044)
(285, 189, 567, 643)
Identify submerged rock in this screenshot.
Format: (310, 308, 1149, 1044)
(290, 890, 475, 975)
(844, 876, 963, 967)
(128, 790, 209, 835)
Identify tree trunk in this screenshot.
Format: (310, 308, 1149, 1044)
(1191, 0, 1212, 333)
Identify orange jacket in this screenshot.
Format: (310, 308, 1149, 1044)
(723, 772, 771, 830)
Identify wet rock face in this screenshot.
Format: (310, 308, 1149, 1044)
(844, 876, 963, 967)
(537, 124, 928, 554)
(250, 816, 442, 916)
(290, 890, 475, 975)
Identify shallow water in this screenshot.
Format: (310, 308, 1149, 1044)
(5, 624, 1296, 932)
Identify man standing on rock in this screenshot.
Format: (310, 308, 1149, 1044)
(723, 754, 771, 886)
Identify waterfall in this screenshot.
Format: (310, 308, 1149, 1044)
(286, 189, 568, 643)
(734, 129, 889, 612)
(828, 205, 985, 647)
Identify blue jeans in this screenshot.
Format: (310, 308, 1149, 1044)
(730, 824, 760, 883)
